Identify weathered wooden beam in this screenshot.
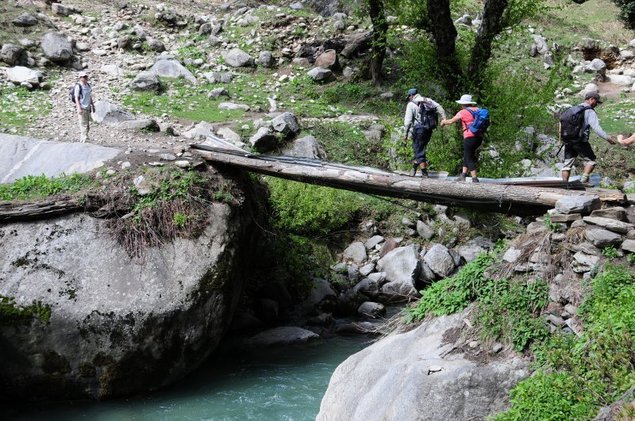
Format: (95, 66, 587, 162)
(0, 194, 112, 223)
(193, 147, 608, 216)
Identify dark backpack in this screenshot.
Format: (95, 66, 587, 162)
(417, 100, 439, 130)
(69, 83, 83, 104)
(466, 107, 490, 136)
(559, 104, 591, 143)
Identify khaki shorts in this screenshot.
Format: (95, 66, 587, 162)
(561, 142, 596, 171)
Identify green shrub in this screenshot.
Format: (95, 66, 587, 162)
(0, 173, 95, 201)
(408, 252, 496, 320)
(308, 121, 387, 168)
(265, 177, 362, 234)
(475, 279, 549, 351)
(497, 265, 635, 420)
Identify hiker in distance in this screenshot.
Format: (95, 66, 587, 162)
(440, 94, 489, 183)
(559, 91, 616, 184)
(403, 88, 447, 177)
(73, 72, 95, 143)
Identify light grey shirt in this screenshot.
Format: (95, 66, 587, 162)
(581, 103, 609, 141)
(404, 97, 447, 134)
(74, 83, 92, 110)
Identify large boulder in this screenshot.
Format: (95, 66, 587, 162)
(280, 135, 326, 159)
(130, 71, 161, 91)
(271, 112, 301, 137)
(318, 312, 529, 420)
(40, 32, 73, 63)
(0, 176, 259, 400)
(150, 58, 197, 84)
(423, 244, 456, 278)
(376, 245, 420, 285)
(1, 44, 27, 66)
(222, 48, 254, 67)
(6, 66, 43, 86)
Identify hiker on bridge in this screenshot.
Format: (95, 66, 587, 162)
(559, 92, 616, 184)
(403, 88, 446, 177)
(73, 72, 95, 143)
(440, 94, 487, 183)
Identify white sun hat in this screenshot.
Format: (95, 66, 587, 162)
(455, 94, 476, 105)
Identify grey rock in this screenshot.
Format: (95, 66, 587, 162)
(0, 135, 119, 183)
(359, 263, 375, 277)
(503, 247, 522, 263)
(271, 112, 300, 136)
(101, 64, 124, 78)
(0, 199, 254, 400)
(380, 281, 417, 298)
(419, 262, 436, 283)
(622, 239, 635, 253)
(208, 87, 230, 98)
(343, 242, 368, 264)
(572, 241, 601, 255)
(146, 38, 166, 53)
(257, 51, 275, 68)
(367, 272, 386, 284)
(250, 127, 279, 152)
(217, 127, 243, 146)
(307, 67, 333, 82)
(182, 121, 215, 140)
(130, 71, 161, 91)
(358, 302, 385, 319)
(376, 245, 420, 285)
(222, 48, 254, 67)
(317, 311, 529, 421)
(1, 44, 27, 66)
(583, 216, 634, 234)
(423, 244, 455, 278)
(341, 31, 372, 58)
(12, 13, 38, 27)
(585, 228, 623, 248)
(245, 327, 319, 347)
(51, 3, 75, 16)
(6, 66, 42, 86)
(549, 213, 581, 223)
(281, 135, 326, 159)
(555, 195, 600, 214)
(314, 49, 339, 70)
(416, 221, 434, 240)
(298, 278, 337, 315)
(587, 58, 606, 72)
(353, 278, 379, 298)
(218, 102, 249, 111)
(608, 74, 633, 86)
(365, 235, 385, 250)
(150, 58, 197, 84)
(92, 100, 135, 124)
(40, 32, 73, 63)
(590, 207, 626, 221)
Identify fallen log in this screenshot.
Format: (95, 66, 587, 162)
(192, 146, 612, 216)
(0, 194, 115, 223)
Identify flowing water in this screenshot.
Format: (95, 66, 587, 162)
(7, 336, 369, 421)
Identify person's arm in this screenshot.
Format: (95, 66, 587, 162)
(427, 98, 447, 121)
(404, 102, 415, 139)
(440, 111, 462, 127)
(586, 109, 615, 144)
(74, 85, 82, 113)
(618, 133, 635, 146)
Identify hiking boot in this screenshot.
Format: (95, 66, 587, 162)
(472, 177, 480, 183)
(421, 169, 429, 178)
(412, 164, 419, 177)
(456, 173, 467, 182)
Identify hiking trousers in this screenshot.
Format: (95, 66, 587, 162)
(78, 108, 91, 143)
(412, 126, 433, 165)
(463, 136, 482, 171)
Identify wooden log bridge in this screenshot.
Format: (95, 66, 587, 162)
(192, 144, 624, 216)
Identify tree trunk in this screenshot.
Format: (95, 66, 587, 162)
(426, 0, 463, 95)
(192, 146, 617, 216)
(467, 0, 509, 79)
(368, 0, 388, 85)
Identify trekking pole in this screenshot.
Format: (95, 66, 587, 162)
(554, 122, 564, 158)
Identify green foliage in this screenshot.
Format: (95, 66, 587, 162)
(172, 212, 188, 229)
(611, 0, 635, 29)
(0, 86, 52, 133)
(0, 173, 95, 201)
(497, 265, 635, 420)
(408, 252, 496, 320)
(308, 121, 387, 168)
(602, 245, 620, 259)
(0, 296, 51, 324)
(475, 279, 549, 351)
(265, 177, 362, 234)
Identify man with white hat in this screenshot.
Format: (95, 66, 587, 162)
(73, 72, 95, 143)
(440, 94, 482, 182)
(403, 89, 446, 177)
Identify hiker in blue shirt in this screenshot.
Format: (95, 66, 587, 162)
(73, 72, 95, 143)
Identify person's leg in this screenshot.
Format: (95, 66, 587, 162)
(464, 137, 482, 181)
(418, 129, 432, 176)
(412, 127, 427, 176)
(561, 144, 576, 182)
(78, 111, 87, 143)
(84, 110, 91, 142)
(577, 143, 597, 183)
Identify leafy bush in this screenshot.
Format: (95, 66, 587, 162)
(0, 173, 95, 201)
(408, 252, 496, 320)
(611, 0, 635, 29)
(475, 279, 549, 351)
(265, 177, 363, 234)
(497, 265, 635, 420)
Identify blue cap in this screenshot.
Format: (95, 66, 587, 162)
(406, 88, 417, 99)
